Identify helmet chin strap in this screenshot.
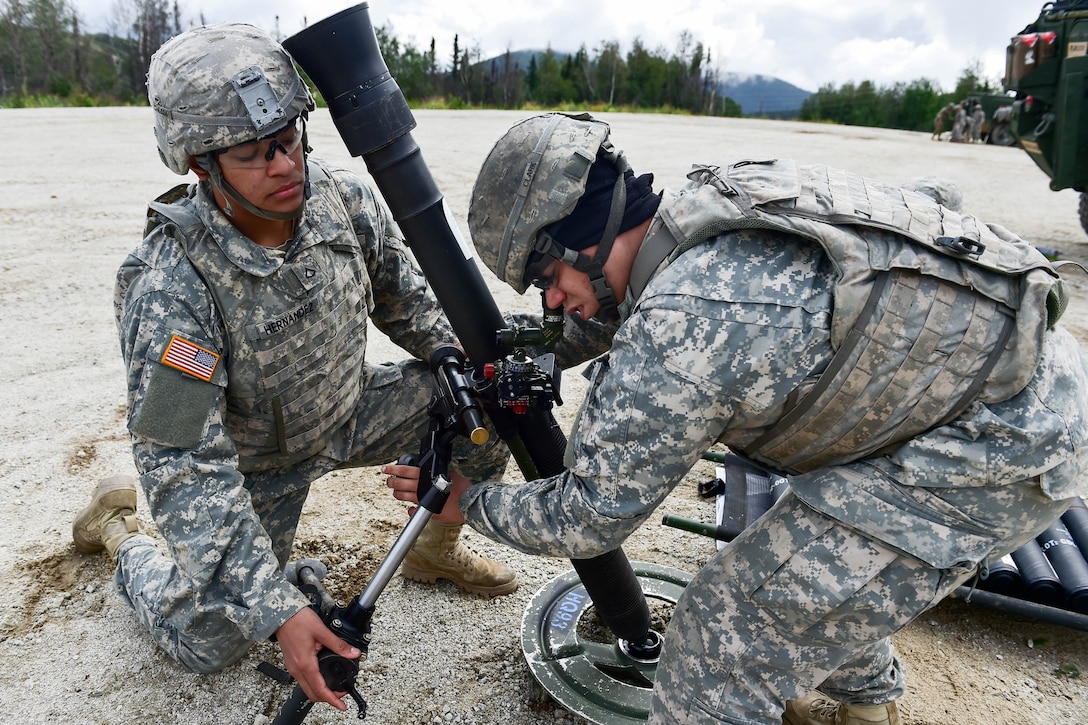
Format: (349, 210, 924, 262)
(205, 160, 306, 221)
(549, 158, 628, 323)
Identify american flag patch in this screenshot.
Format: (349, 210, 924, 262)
(161, 335, 220, 382)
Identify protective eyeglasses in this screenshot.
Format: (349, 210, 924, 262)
(524, 251, 559, 290)
(216, 119, 303, 170)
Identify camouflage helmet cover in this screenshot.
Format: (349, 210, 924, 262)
(468, 112, 613, 293)
(147, 23, 315, 175)
(900, 177, 964, 212)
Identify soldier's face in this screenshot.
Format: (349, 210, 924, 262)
(217, 133, 306, 214)
(543, 245, 605, 321)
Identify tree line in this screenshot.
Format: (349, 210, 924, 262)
(797, 61, 1000, 133)
(378, 27, 741, 116)
(0, 0, 736, 114)
(2, 0, 996, 134)
(1, 0, 195, 103)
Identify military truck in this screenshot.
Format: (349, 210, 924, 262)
(1005, 0, 1088, 236)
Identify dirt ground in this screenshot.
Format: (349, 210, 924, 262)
(1, 107, 1087, 725)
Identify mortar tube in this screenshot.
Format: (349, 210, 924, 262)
(283, 2, 651, 645)
(1010, 539, 1065, 607)
(1062, 497, 1088, 553)
(1037, 520, 1088, 614)
(661, 513, 737, 543)
(664, 512, 1088, 632)
(978, 553, 1022, 598)
(951, 586, 1088, 633)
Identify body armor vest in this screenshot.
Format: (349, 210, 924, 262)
(630, 159, 1064, 474)
(146, 162, 370, 471)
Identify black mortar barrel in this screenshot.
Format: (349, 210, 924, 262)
(283, 2, 651, 645)
(1037, 519, 1088, 614)
(979, 553, 1022, 598)
(1010, 538, 1065, 607)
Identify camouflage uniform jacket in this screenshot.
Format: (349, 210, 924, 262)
(460, 162, 1088, 568)
(114, 158, 454, 641)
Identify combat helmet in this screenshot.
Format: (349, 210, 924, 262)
(147, 23, 315, 220)
(468, 112, 630, 320)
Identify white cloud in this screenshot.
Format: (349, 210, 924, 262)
(72, 0, 1038, 92)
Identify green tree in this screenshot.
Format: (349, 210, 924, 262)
(663, 31, 705, 112)
(448, 32, 460, 94)
(107, 0, 178, 97)
(481, 49, 524, 108)
(458, 40, 485, 105)
(0, 0, 79, 96)
(1, 0, 33, 95)
(953, 59, 993, 100)
(29, 0, 74, 94)
(799, 76, 945, 132)
(534, 47, 574, 104)
(375, 23, 437, 100)
(592, 40, 624, 107)
(624, 37, 668, 107)
(570, 44, 594, 101)
(893, 78, 943, 131)
(0, 7, 967, 126)
(720, 96, 742, 116)
(849, 80, 881, 126)
(526, 54, 538, 99)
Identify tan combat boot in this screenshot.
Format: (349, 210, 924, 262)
(401, 521, 518, 597)
(72, 475, 141, 558)
(783, 693, 901, 725)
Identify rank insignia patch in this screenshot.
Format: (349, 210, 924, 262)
(161, 335, 220, 382)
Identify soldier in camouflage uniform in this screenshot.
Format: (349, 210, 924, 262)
(971, 104, 986, 144)
(930, 103, 952, 140)
(951, 102, 969, 143)
(70, 24, 516, 712)
(386, 112, 1088, 725)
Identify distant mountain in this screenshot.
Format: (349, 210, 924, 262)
(495, 49, 548, 70)
(717, 72, 811, 117)
(475, 50, 811, 117)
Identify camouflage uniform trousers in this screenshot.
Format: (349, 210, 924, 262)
(111, 357, 509, 673)
(648, 479, 1071, 725)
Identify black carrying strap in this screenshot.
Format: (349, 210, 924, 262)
(747, 269, 1017, 474)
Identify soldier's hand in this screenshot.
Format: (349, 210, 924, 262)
(276, 607, 360, 710)
(382, 462, 469, 525)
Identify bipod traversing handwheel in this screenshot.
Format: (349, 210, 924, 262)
(521, 562, 691, 724)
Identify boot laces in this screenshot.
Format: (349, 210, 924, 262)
(446, 539, 485, 566)
(807, 697, 842, 722)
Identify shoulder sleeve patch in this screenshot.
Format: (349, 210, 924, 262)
(129, 329, 225, 449)
(130, 364, 219, 450)
(161, 335, 220, 382)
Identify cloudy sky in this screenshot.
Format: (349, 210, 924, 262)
(76, 0, 1038, 93)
